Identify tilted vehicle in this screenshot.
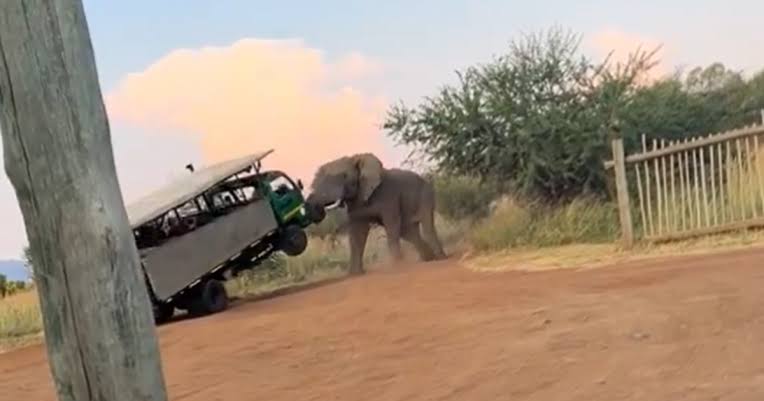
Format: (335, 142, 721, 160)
(125, 149, 325, 323)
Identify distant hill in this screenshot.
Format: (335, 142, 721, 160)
(0, 260, 28, 281)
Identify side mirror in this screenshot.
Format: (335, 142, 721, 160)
(297, 179, 304, 190)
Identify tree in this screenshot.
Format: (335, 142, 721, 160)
(384, 26, 764, 202)
(22, 244, 35, 282)
(0, 2, 168, 401)
(384, 26, 659, 202)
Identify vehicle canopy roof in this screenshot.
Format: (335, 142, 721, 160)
(126, 150, 274, 228)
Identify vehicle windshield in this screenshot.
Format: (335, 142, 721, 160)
(264, 173, 295, 196)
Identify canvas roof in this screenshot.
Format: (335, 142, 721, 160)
(126, 150, 274, 228)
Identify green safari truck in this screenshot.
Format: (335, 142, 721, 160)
(126, 149, 325, 323)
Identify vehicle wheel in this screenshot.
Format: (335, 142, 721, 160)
(187, 279, 229, 317)
(279, 225, 308, 256)
(305, 202, 326, 223)
(153, 302, 175, 324)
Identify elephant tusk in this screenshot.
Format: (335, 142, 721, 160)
(325, 200, 343, 210)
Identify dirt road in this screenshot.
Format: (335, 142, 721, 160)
(3, 248, 764, 400)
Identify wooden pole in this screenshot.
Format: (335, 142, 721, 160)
(653, 139, 663, 235)
(642, 135, 654, 236)
(634, 164, 648, 239)
(692, 143, 702, 228)
(745, 137, 757, 218)
(678, 143, 687, 231)
(717, 143, 727, 224)
(699, 144, 710, 227)
(0, 2, 169, 401)
(754, 135, 764, 216)
(736, 139, 745, 219)
(709, 139, 718, 226)
(611, 137, 634, 248)
(669, 141, 677, 232)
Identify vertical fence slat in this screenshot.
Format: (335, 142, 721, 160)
(709, 137, 718, 226)
(653, 139, 664, 236)
(717, 142, 726, 224)
(642, 135, 654, 237)
(699, 143, 710, 228)
(755, 135, 764, 217)
(692, 140, 702, 229)
(684, 140, 694, 230)
(634, 163, 648, 239)
(669, 140, 677, 232)
(736, 138, 745, 220)
(726, 140, 734, 222)
(745, 136, 757, 218)
(660, 139, 670, 232)
(678, 141, 688, 232)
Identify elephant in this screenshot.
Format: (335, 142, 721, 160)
(306, 153, 447, 275)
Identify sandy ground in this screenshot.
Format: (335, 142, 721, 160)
(3, 247, 764, 400)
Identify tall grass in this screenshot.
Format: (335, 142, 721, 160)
(0, 290, 43, 350)
(468, 196, 619, 251)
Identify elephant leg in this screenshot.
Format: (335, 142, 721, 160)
(421, 208, 447, 259)
(348, 220, 370, 275)
(381, 212, 403, 262)
(402, 223, 436, 262)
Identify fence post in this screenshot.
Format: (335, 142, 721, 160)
(611, 135, 635, 249)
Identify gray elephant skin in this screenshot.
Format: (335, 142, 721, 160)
(306, 153, 447, 274)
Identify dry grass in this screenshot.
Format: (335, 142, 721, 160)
(464, 225, 764, 273)
(468, 196, 618, 251)
(0, 290, 43, 354)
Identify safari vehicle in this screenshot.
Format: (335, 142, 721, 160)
(126, 149, 324, 323)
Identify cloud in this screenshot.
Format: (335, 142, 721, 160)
(587, 28, 673, 84)
(105, 38, 391, 186)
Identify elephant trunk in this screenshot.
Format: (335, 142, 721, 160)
(306, 186, 344, 208)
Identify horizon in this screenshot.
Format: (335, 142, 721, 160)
(2, 0, 764, 259)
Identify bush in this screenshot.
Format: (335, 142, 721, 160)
(429, 173, 502, 221)
(469, 196, 618, 251)
(0, 291, 42, 342)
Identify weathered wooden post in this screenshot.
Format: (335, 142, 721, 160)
(610, 124, 635, 249)
(0, 1, 169, 401)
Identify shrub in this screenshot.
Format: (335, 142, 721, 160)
(469, 196, 618, 251)
(429, 173, 502, 221)
(0, 291, 42, 341)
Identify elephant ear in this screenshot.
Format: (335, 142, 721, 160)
(354, 153, 383, 202)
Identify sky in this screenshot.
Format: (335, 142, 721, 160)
(1, 0, 764, 259)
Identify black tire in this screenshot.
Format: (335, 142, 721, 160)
(187, 279, 228, 317)
(153, 302, 175, 324)
(305, 202, 326, 223)
(279, 224, 308, 256)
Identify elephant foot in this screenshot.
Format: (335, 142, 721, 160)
(348, 267, 366, 276)
(419, 253, 436, 262)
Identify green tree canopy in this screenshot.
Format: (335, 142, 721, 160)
(384, 26, 764, 202)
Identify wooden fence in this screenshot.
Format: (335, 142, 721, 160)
(605, 123, 764, 248)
